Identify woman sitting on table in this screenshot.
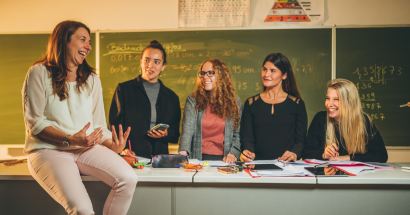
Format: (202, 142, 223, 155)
(109, 40, 181, 158)
(178, 59, 241, 163)
(302, 79, 388, 162)
(22, 20, 137, 215)
(240, 53, 307, 162)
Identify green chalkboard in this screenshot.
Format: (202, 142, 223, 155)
(336, 27, 410, 146)
(0, 33, 96, 145)
(99, 29, 332, 132)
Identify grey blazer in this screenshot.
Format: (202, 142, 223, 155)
(178, 94, 242, 160)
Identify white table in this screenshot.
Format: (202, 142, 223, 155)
(0, 163, 195, 215)
(1, 163, 410, 215)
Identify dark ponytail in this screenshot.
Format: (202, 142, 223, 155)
(140, 40, 167, 65)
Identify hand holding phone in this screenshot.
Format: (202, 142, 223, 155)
(147, 123, 170, 134)
(147, 124, 169, 139)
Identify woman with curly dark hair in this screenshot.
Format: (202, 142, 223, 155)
(178, 59, 241, 163)
(240, 53, 307, 162)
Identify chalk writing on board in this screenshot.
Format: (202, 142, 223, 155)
(169, 64, 202, 73)
(369, 113, 385, 121)
(231, 65, 255, 74)
(352, 64, 405, 121)
(361, 102, 382, 110)
(353, 64, 402, 85)
(104, 43, 186, 56)
(178, 76, 196, 85)
(110, 54, 137, 62)
(360, 92, 376, 102)
(110, 65, 138, 74)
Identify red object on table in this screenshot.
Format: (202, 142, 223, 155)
(122, 156, 138, 167)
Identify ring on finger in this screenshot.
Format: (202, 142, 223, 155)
(114, 137, 118, 140)
(93, 141, 95, 145)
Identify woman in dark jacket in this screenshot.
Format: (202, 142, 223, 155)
(109, 40, 181, 158)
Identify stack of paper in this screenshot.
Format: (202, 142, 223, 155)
(304, 159, 395, 169)
(251, 161, 314, 177)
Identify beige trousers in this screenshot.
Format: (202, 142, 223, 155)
(28, 145, 138, 215)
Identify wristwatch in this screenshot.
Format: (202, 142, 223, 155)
(63, 134, 71, 147)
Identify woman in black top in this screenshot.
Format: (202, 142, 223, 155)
(302, 79, 388, 162)
(109, 40, 181, 158)
(240, 53, 307, 161)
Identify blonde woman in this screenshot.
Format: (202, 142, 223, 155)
(178, 59, 241, 163)
(302, 79, 388, 162)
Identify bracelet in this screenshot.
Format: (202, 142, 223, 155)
(63, 134, 71, 147)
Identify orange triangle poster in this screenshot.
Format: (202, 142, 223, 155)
(265, 0, 311, 22)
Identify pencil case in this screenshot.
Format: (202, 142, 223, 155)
(151, 154, 188, 168)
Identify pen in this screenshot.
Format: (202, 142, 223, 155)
(326, 134, 332, 145)
(327, 134, 338, 151)
(400, 102, 410, 107)
(233, 146, 252, 161)
(278, 159, 286, 167)
(314, 162, 329, 168)
(326, 134, 339, 157)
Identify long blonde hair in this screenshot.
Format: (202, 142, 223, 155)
(326, 79, 371, 156)
(193, 59, 240, 130)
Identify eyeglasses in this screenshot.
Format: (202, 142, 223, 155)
(198, 71, 215, 78)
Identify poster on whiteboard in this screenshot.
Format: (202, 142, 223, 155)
(178, 0, 250, 28)
(264, 0, 324, 26)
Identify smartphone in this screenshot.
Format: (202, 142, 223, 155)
(304, 167, 350, 177)
(147, 123, 170, 134)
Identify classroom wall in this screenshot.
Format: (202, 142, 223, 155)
(0, 0, 409, 162)
(1, 0, 410, 33)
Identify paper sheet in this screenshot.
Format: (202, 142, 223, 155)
(245, 159, 278, 165)
(305, 159, 395, 169)
(304, 159, 356, 165)
(337, 166, 375, 175)
(252, 162, 314, 177)
(179, 0, 250, 27)
(188, 159, 234, 166)
(134, 156, 151, 165)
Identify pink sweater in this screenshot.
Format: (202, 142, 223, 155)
(201, 105, 225, 155)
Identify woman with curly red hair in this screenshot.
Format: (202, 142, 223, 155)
(178, 59, 241, 163)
